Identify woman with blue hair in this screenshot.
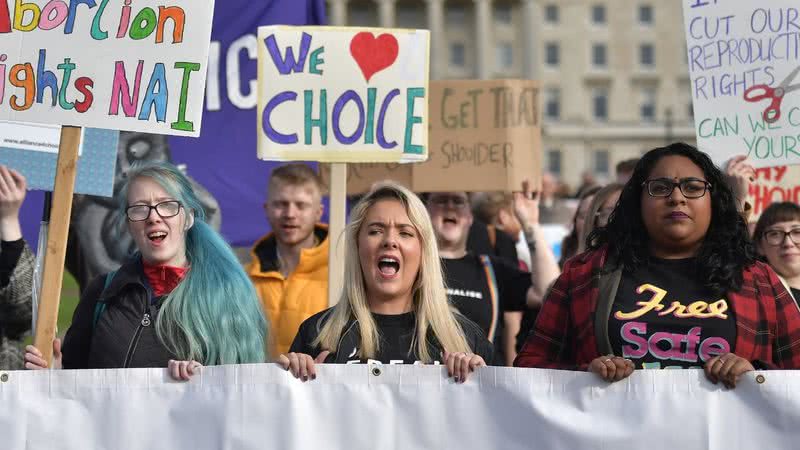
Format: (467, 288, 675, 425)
(25, 162, 268, 379)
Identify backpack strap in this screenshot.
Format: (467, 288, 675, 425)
(92, 270, 117, 331)
(478, 255, 500, 343)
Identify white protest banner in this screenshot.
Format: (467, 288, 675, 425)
(747, 164, 800, 222)
(257, 26, 430, 163)
(2, 365, 800, 450)
(682, 1, 800, 167)
(0, 0, 214, 137)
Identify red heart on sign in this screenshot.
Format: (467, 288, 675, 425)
(350, 32, 399, 82)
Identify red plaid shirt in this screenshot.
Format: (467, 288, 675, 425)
(515, 246, 800, 370)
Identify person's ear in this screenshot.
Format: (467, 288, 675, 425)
(185, 211, 195, 231)
(316, 201, 324, 222)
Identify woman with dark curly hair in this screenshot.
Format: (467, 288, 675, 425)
(515, 143, 800, 388)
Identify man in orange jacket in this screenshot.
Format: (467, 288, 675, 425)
(248, 164, 329, 356)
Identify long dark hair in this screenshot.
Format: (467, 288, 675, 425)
(559, 185, 602, 267)
(588, 143, 756, 296)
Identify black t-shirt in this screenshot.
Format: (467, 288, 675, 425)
(608, 257, 737, 370)
(791, 288, 800, 304)
(442, 254, 530, 343)
(289, 309, 494, 365)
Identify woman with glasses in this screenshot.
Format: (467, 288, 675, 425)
(579, 183, 623, 253)
(753, 202, 800, 304)
(516, 143, 800, 388)
(25, 162, 268, 380)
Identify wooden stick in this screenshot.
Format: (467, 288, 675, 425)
(327, 163, 347, 307)
(33, 126, 81, 364)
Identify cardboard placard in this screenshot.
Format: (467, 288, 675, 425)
(318, 162, 413, 195)
(683, 0, 800, 167)
(257, 26, 430, 163)
(747, 165, 800, 222)
(0, 0, 214, 137)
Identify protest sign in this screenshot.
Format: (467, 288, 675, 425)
(0, 0, 214, 137)
(683, 1, 800, 167)
(319, 80, 542, 195)
(257, 26, 430, 163)
(0, 123, 118, 196)
(747, 164, 800, 222)
(414, 79, 541, 193)
(318, 162, 413, 195)
(2, 365, 800, 450)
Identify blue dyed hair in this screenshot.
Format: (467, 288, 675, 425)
(118, 162, 268, 364)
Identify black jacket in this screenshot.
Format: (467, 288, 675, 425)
(290, 307, 495, 364)
(62, 256, 176, 369)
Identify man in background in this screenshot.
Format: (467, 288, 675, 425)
(248, 164, 329, 356)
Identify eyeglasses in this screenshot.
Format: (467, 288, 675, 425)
(642, 178, 712, 199)
(429, 196, 469, 210)
(126, 200, 182, 222)
(762, 228, 800, 246)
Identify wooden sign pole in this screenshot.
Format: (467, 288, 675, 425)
(33, 126, 82, 364)
(327, 163, 347, 307)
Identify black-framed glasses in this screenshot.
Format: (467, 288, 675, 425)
(429, 195, 469, 210)
(126, 200, 182, 222)
(642, 178, 712, 199)
(762, 228, 800, 246)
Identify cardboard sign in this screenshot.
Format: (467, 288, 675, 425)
(747, 165, 800, 222)
(683, 1, 800, 167)
(0, 123, 118, 196)
(0, 0, 214, 137)
(318, 162, 413, 195)
(257, 26, 430, 163)
(414, 79, 541, 193)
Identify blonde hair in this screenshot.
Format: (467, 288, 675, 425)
(580, 183, 624, 253)
(314, 182, 471, 362)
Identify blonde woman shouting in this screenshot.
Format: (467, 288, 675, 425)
(279, 182, 492, 382)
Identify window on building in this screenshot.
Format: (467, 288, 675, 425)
(396, 7, 418, 28)
(639, 5, 654, 25)
(592, 88, 609, 121)
(496, 42, 513, 69)
(348, 8, 371, 26)
(446, 6, 466, 24)
(545, 4, 559, 23)
(592, 43, 607, 68)
(495, 4, 512, 24)
(591, 4, 606, 24)
(547, 149, 562, 176)
(545, 88, 561, 120)
(450, 43, 465, 67)
(594, 150, 610, 175)
(640, 88, 656, 122)
(545, 42, 560, 66)
(640, 43, 655, 67)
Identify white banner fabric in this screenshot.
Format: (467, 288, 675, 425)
(1, 365, 799, 449)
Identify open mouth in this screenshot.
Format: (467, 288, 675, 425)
(148, 231, 167, 243)
(378, 257, 400, 276)
(443, 216, 458, 225)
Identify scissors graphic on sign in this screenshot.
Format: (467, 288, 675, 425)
(744, 66, 800, 123)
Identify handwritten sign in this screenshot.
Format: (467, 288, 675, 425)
(257, 26, 429, 163)
(0, 0, 214, 137)
(414, 79, 541, 192)
(683, 1, 800, 167)
(746, 165, 800, 221)
(319, 162, 413, 195)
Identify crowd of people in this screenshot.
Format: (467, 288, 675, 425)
(2, 142, 798, 388)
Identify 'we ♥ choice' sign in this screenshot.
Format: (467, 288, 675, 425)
(257, 26, 429, 163)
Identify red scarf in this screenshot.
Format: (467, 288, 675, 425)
(142, 262, 188, 297)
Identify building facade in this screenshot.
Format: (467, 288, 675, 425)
(327, 0, 697, 190)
